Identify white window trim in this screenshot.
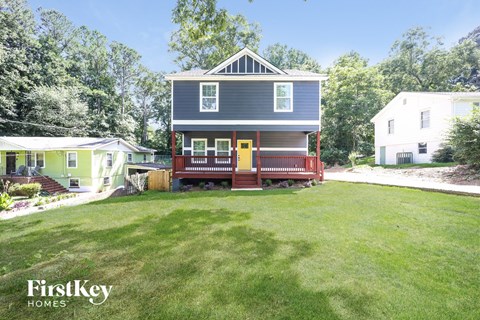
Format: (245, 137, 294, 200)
(127, 153, 133, 163)
(69, 178, 80, 188)
(420, 109, 430, 129)
(388, 119, 394, 135)
(274, 82, 293, 112)
(215, 139, 231, 164)
(103, 176, 111, 186)
(67, 151, 78, 169)
(106, 152, 113, 167)
(34, 152, 46, 168)
(192, 138, 207, 163)
(200, 82, 219, 112)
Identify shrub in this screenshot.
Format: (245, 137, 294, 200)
(34, 199, 44, 207)
(287, 179, 295, 186)
(19, 183, 42, 198)
(449, 108, 480, 167)
(0, 193, 13, 211)
(311, 179, 318, 186)
(198, 181, 206, 189)
(431, 144, 455, 163)
(264, 179, 272, 187)
(7, 183, 21, 196)
(348, 151, 359, 167)
(321, 148, 348, 166)
(220, 181, 229, 189)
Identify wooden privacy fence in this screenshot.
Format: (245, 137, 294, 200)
(148, 170, 172, 191)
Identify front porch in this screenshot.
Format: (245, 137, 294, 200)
(172, 131, 324, 188)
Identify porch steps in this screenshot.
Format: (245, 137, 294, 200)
(233, 173, 260, 189)
(29, 176, 69, 194)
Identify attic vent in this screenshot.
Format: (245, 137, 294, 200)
(216, 54, 276, 75)
(403, 98, 407, 105)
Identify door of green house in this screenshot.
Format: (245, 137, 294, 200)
(6, 152, 16, 174)
(380, 147, 386, 165)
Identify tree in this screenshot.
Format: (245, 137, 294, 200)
(322, 52, 393, 161)
(448, 107, 480, 167)
(379, 27, 452, 93)
(109, 41, 141, 114)
(169, 0, 261, 70)
(25, 85, 89, 136)
(380, 27, 480, 93)
(133, 68, 164, 144)
(263, 43, 322, 72)
(0, 0, 39, 135)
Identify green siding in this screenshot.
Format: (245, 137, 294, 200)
(1, 149, 151, 192)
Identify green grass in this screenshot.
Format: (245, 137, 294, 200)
(0, 182, 479, 319)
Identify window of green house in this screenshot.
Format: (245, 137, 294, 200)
(67, 152, 77, 168)
(127, 153, 133, 162)
(103, 177, 111, 185)
(106, 153, 113, 167)
(69, 178, 80, 188)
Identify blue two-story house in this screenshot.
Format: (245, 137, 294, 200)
(165, 48, 327, 189)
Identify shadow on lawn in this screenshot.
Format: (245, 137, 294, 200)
(90, 188, 303, 206)
(0, 207, 371, 320)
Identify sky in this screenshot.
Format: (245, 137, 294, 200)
(28, 0, 480, 72)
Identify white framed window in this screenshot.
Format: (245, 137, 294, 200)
(103, 176, 111, 186)
(26, 151, 44, 168)
(106, 152, 113, 167)
(418, 143, 427, 154)
(388, 119, 394, 134)
(127, 153, 133, 162)
(35, 152, 45, 168)
(67, 152, 77, 168)
(69, 178, 80, 188)
(215, 139, 231, 163)
(200, 82, 219, 112)
(420, 110, 430, 129)
(274, 82, 293, 112)
(192, 138, 207, 163)
(143, 154, 147, 162)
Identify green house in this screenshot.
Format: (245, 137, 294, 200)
(0, 137, 156, 192)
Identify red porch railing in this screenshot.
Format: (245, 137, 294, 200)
(259, 156, 318, 172)
(174, 155, 320, 173)
(175, 155, 233, 172)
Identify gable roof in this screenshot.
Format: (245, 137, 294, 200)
(206, 47, 286, 75)
(0, 137, 155, 152)
(165, 47, 327, 81)
(370, 91, 480, 122)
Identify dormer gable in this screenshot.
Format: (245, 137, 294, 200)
(206, 47, 287, 75)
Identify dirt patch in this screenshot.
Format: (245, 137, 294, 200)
(334, 165, 480, 186)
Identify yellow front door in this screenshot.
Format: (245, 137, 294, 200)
(237, 140, 252, 171)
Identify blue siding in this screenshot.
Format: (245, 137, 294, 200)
(172, 80, 320, 132)
(182, 131, 308, 166)
(174, 125, 319, 132)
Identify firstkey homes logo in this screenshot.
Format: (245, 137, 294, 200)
(27, 280, 113, 308)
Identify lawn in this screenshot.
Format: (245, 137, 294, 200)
(0, 182, 479, 320)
